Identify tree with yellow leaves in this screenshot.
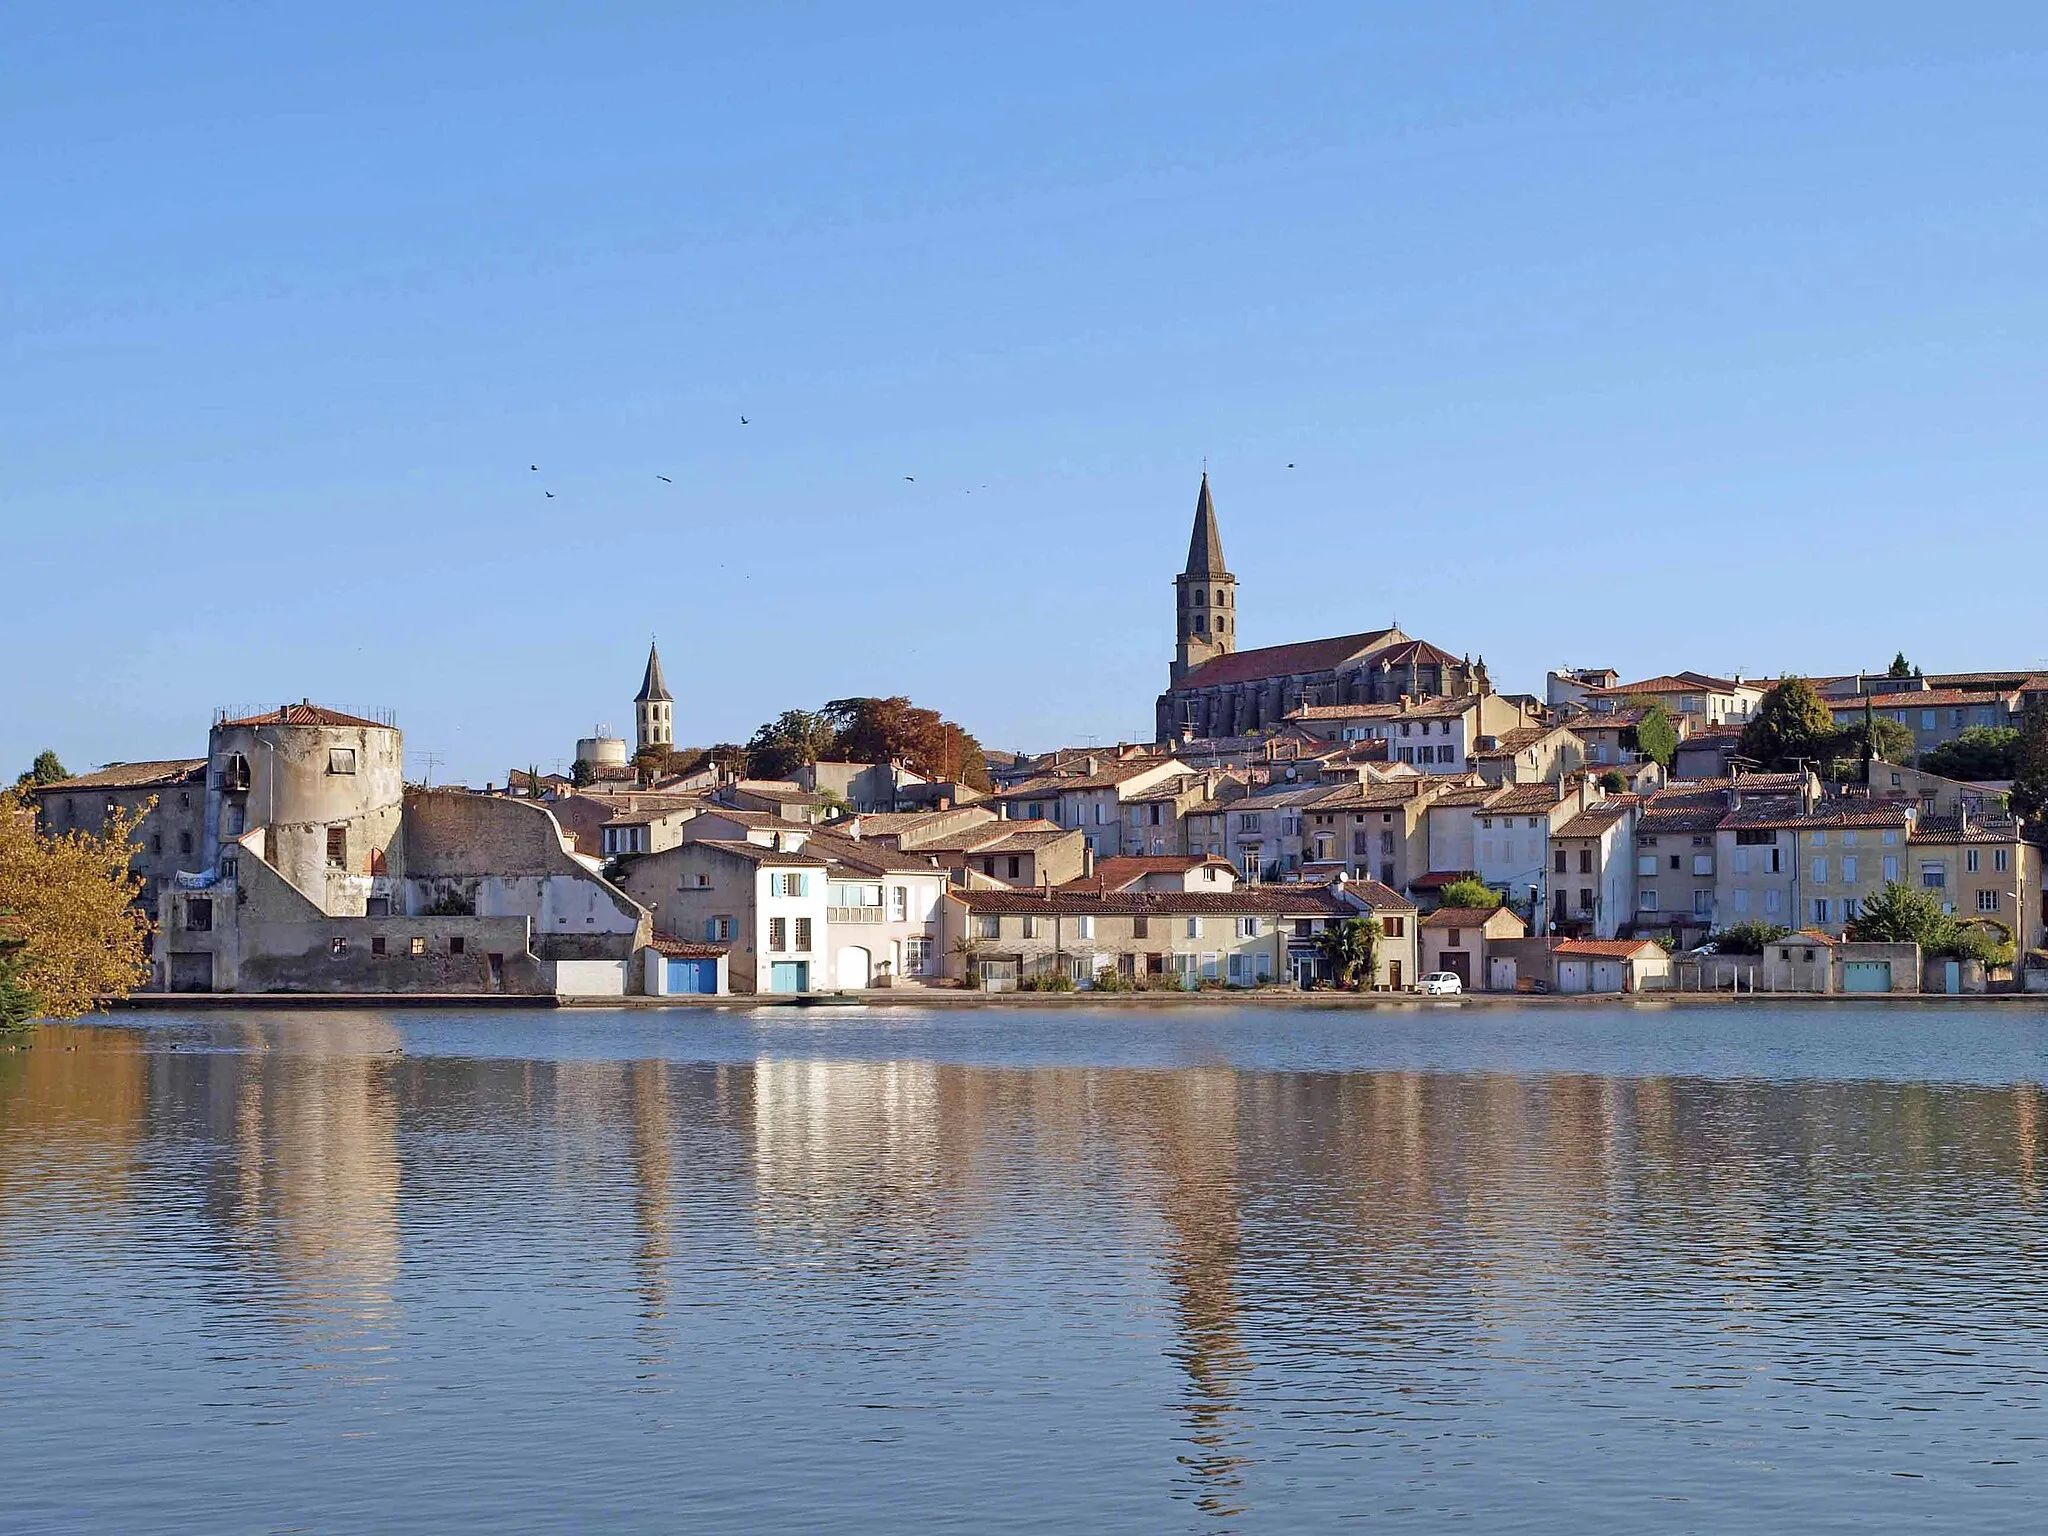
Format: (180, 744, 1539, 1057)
(0, 789, 152, 1032)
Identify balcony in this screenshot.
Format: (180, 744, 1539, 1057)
(828, 906, 886, 924)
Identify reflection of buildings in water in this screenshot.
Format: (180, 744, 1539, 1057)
(1101, 1069, 1252, 1520)
(749, 1058, 954, 1251)
(227, 1012, 403, 1345)
(2016, 1085, 2038, 1204)
(0, 1024, 149, 1231)
(627, 1059, 672, 1323)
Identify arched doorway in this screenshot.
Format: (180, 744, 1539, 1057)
(837, 946, 872, 989)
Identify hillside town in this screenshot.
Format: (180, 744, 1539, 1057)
(20, 476, 2048, 1002)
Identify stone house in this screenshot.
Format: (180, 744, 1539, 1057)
(1829, 686, 2023, 760)
(1468, 724, 1586, 786)
(1578, 672, 1765, 729)
(612, 838, 831, 993)
(1281, 693, 1532, 774)
(30, 758, 208, 918)
(801, 829, 953, 986)
(1419, 905, 1530, 990)
(1630, 782, 1731, 946)
(1907, 815, 2034, 947)
(1715, 796, 1914, 936)
(1547, 800, 1639, 937)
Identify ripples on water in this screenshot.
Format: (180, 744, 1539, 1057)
(2, 1004, 2045, 1534)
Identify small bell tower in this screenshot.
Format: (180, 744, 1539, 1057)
(1172, 473, 1237, 685)
(634, 640, 673, 753)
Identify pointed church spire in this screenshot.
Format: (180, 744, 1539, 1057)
(1184, 473, 1229, 576)
(635, 639, 672, 704)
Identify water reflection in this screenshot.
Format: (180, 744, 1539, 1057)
(3, 1015, 2047, 1533)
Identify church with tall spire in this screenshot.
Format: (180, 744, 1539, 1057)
(1155, 474, 1489, 741)
(634, 640, 673, 754)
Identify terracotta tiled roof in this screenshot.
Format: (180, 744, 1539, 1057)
(1409, 870, 1480, 890)
(801, 830, 949, 875)
(1060, 856, 1236, 891)
(1488, 783, 1569, 814)
(1286, 696, 1476, 723)
(648, 936, 727, 958)
(1836, 689, 2017, 711)
(1553, 939, 1662, 958)
(1425, 783, 1502, 809)
(951, 887, 1358, 918)
(1583, 671, 1748, 698)
(691, 839, 830, 867)
(1554, 803, 1634, 839)
(1422, 905, 1520, 928)
(34, 759, 206, 792)
(218, 703, 390, 729)
(1174, 629, 1402, 691)
(1470, 726, 1556, 757)
(1717, 796, 1909, 832)
(1636, 785, 1732, 836)
(1909, 816, 2024, 846)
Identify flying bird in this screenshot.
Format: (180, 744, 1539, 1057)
(545, 491, 556, 498)
(530, 464, 538, 471)
(1287, 463, 1296, 469)
(740, 416, 750, 425)
(656, 475, 672, 483)
(903, 476, 915, 482)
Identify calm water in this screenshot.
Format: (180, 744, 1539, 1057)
(4, 1004, 2047, 1534)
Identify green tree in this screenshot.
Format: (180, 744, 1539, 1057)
(1313, 916, 1382, 990)
(1598, 768, 1629, 793)
(0, 914, 40, 1038)
(1738, 676, 1838, 771)
(744, 710, 840, 781)
(1921, 726, 2021, 782)
(12, 751, 68, 789)
(2009, 703, 2048, 822)
(1846, 881, 1956, 949)
(1629, 700, 1679, 769)
(1886, 652, 1915, 680)
(1706, 920, 1791, 955)
(1437, 878, 1505, 910)
(570, 757, 595, 788)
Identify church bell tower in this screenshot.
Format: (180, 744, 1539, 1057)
(634, 640, 673, 753)
(1172, 473, 1236, 685)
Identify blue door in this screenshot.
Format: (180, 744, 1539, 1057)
(666, 959, 716, 995)
(769, 961, 808, 993)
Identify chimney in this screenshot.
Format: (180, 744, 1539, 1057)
(1082, 845, 1096, 878)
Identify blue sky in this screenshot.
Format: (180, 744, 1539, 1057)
(6, 3, 2047, 784)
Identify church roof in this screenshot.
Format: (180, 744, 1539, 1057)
(1173, 628, 1401, 691)
(635, 642, 672, 704)
(1183, 474, 1229, 577)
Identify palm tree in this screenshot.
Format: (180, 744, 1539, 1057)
(1313, 916, 1382, 990)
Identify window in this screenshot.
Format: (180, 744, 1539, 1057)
(1920, 863, 1946, 889)
(1692, 854, 1713, 876)
(1482, 818, 1494, 831)
(1186, 918, 1202, 939)
(1883, 855, 1899, 882)
(1238, 814, 1261, 833)
(1812, 858, 1827, 884)
(779, 872, 807, 897)
(1736, 829, 1775, 845)
(794, 918, 812, 951)
(151, 833, 163, 856)
(1813, 900, 1829, 924)
(221, 753, 251, 792)
(1693, 889, 1712, 916)
(1965, 848, 1980, 874)
(1381, 831, 1395, 856)
(974, 914, 1000, 940)
(1578, 849, 1592, 874)
(184, 897, 212, 932)
(1733, 889, 1750, 914)
(179, 831, 193, 855)
(1554, 849, 1567, 874)
(1883, 830, 1898, 845)
(1978, 889, 2001, 912)
(1133, 917, 1150, 939)
(445, 935, 465, 956)
(1239, 917, 1259, 938)
(221, 855, 237, 880)
(1577, 888, 1594, 913)
(1842, 830, 1857, 846)
(1638, 854, 1657, 876)
(1733, 848, 1750, 875)
(905, 936, 932, 974)
(983, 858, 997, 876)
(328, 748, 357, 775)
(326, 826, 346, 868)
(1668, 855, 1681, 871)
(1842, 856, 1857, 884)
(892, 886, 909, 922)
(1639, 890, 1658, 911)
(1921, 710, 1937, 729)
(370, 935, 387, 956)
(695, 873, 711, 888)
(1021, 915, 1039, 939)
(1076, 916, 1095, 939)
(1764, 890, 1782, 914)
(1995, 847, 2010, 872)
(768, 917, 788, 951)
(1382, 916, 1404, 938)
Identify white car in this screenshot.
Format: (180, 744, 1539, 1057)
(1419, 972, 1464, 996)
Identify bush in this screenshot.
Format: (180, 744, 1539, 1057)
(1437, 878, 1504, 910)
(1707, 921, 1791, 956)
(1018, 970, 1076, 992)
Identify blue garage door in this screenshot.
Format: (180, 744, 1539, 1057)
(769, 961, 809, 994)
(666, 958, 716, 995)
(1843, 961, 1891, 993)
